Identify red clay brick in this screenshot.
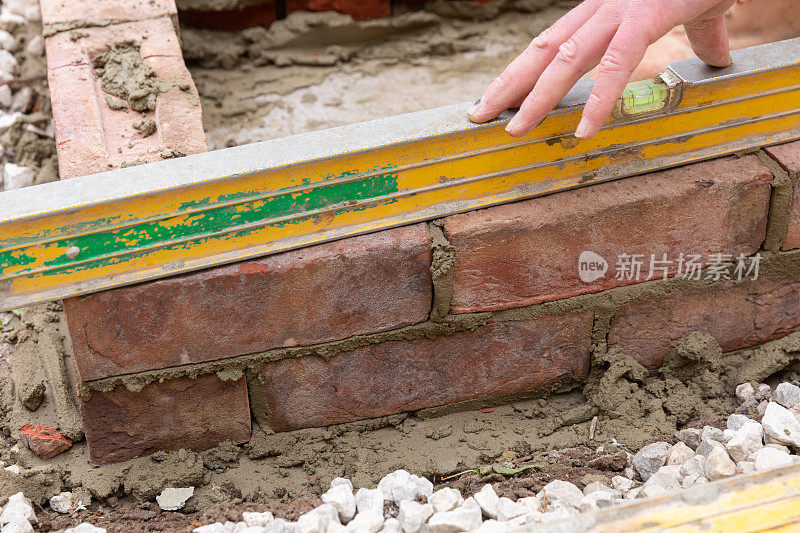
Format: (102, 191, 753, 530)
(766, 141, 800, 250)
(445, 156, 772, 313)
(296, 0, 391, 20)
(41, 0, 176, 26)
(65, 224, 432, 381)
(608, 274, 800, 368)
(257, 312, 593, 431)
(81, 374, 251, 466)
(46, 17, 206, 179)
(19, 424, 72, 459)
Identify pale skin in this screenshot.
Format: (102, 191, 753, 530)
(467, 0, 737, 139)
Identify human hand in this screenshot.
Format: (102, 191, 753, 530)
(468, 0, 737, 139)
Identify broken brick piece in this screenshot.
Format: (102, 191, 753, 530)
(20, 424, 72, 459)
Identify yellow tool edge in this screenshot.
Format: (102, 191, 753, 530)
(524, 463, 800, 532)
(1, 37, 799, 310)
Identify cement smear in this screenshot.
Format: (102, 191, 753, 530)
(92, 40, 171, 112)
(429, 221, 455, 321)
(183, 5, 569, 148)
(6, 297, 800, 522)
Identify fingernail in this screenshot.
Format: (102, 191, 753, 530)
(505, 115, 521, 136)
(467, 98, 482, 116)
(575, 117, 590, 139)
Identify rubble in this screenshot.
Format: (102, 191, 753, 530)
(156, 487, 195, 511)
(19, 424, 72, 459)
(49, 492, 73, 514)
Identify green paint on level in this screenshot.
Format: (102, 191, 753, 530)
(25, 196, 401, 279)
(177, 197, 212, 210)
(1, 170, 400, 276)
(1, 165, 398, 250)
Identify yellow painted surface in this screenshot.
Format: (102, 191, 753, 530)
(2, 63, 800, 308)
(529, 465, 800, 533)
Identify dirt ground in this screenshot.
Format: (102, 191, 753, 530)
(185, 2, 575, 148)
(5, 300, 800, 531)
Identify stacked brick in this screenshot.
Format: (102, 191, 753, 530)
(42, 0, 800, 465)
(42, 0, 250, 465)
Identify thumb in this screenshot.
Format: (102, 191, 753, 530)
(684, 14, 732, 67)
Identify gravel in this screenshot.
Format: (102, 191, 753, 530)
(632, 441, 671, 481)
(21, 379, 800, 533)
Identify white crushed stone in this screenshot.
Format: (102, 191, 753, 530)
(242, 511, 274, 527)
(321, 483, 356, 523)
(397, 501, 432, 533)
(428, 487, 463, 513)
(632, 442, 671, 481)
(186, 381, 800, 533)
(762, 402, 800, 448)
(473, 484, 500, 519)
(64, 525, 106, 533)
(0, 493, 36, 525)
(156, 487, 194, 511)
(49, 492, 73, 514)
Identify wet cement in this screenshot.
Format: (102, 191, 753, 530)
(7, 2, 800, 527)
(91, 40, 171, 112)
(183, 4, 572, 148)
(5, 301, 800, 521)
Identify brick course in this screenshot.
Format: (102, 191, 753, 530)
(608, 274, 800, 368)
(445, 156, 773, 314)
(178, 0, 391, 31)
(81, 375, 251, 465)
(65, 224, 432, 381)
(766, 141, 800, 251)
(257, 312, 593, 431)
(42, 0, 249, 464)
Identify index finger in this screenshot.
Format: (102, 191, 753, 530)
(575, 20, 651, 139)
(468, 0, 601, 124)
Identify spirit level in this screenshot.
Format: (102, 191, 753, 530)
(528, 463, 800, 532)
(1, 38, 799, 311)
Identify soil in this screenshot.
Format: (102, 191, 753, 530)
(183, 3, 576, 148)
(4, 302, 800, 531)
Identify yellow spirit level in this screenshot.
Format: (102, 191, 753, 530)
(1, 37, 799, 311)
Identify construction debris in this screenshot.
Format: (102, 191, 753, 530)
(18, 424, 72, 459)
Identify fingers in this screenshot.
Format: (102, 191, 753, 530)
(576, 21, 651, 139)
(684, 14, 732, 67)
(467, 0, 599, 123)
(505, 9, 620, 137)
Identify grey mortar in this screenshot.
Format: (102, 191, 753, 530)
(78, 248, 800, 396)
(429, 220, 455, 322)
(758, 149, 798, 252)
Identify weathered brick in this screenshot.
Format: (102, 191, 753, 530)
(81, 374, 251, 465)
(445, 156, 772, 313)
(19, 424, 72, 459)
(65, 224, 432, 381)
(766, 141, 800, 250)
(296, 0, 391, 20)
(45, 17, 206, 179)
(608, 274, 800, 368)
(43, 5, 236, 463)
(257, 312, 593, 431)
(41, 0, 176, 26)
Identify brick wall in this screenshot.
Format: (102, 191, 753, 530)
(42, 0, 800, 464)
